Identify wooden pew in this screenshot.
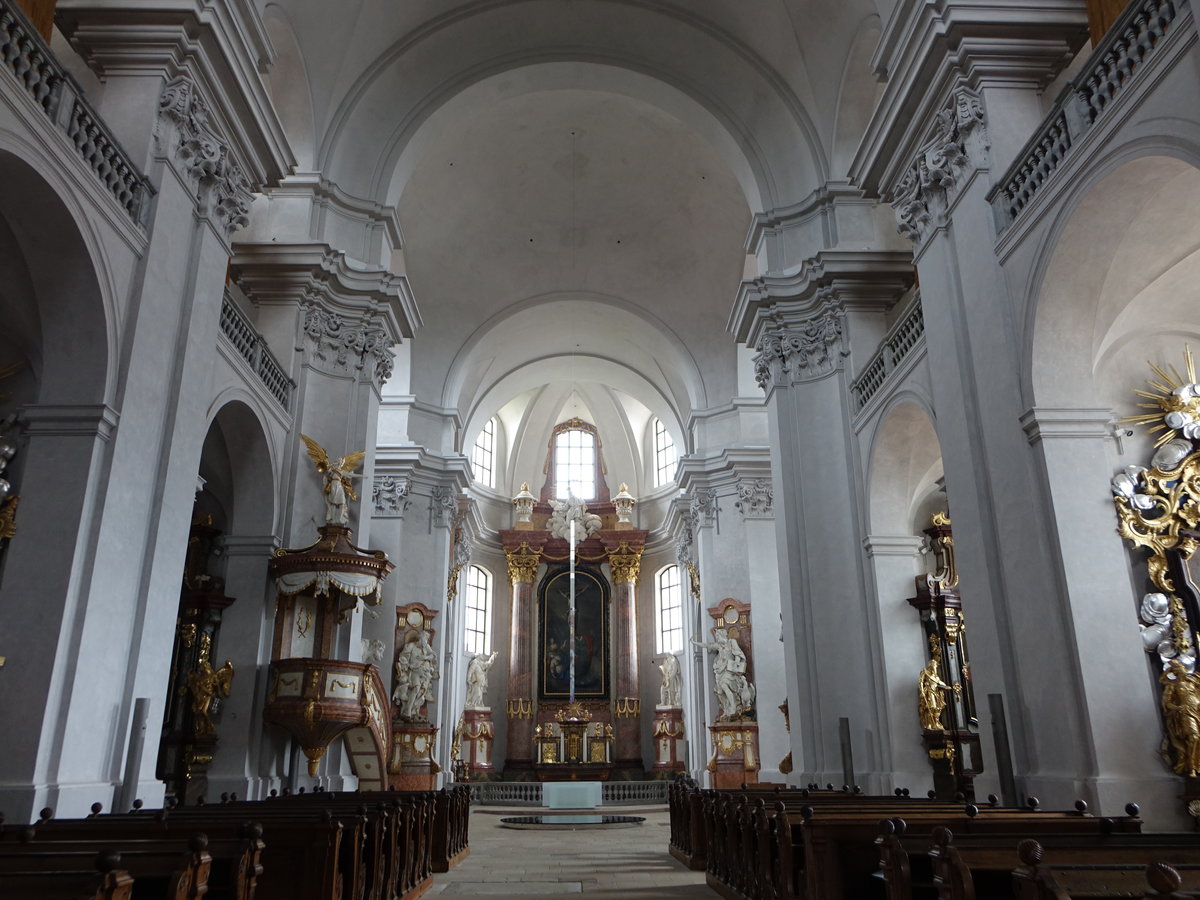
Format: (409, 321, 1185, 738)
(0, 831, 210, 900)
(0, 848, 134, 899)
(20, 815, 265, 900)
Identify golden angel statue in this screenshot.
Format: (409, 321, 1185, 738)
(918, 657, 951, 732)
(1161, 659, 1200, 777)
(301, 434, 366, 526)
(188, 659, 234, 736)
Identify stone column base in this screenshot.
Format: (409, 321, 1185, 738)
(651, 707, 686, 773)
(462, 709, 496, 779)
(707, 721, 759, 789)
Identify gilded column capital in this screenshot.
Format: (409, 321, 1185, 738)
(607, 542, 644, 585)
(505, 542, 542, 584)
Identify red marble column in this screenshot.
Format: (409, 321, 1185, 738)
(607, 541, 645, 772)
(503, 541, 542, 774)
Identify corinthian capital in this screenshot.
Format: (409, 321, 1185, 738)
(753, 307, 846, 390)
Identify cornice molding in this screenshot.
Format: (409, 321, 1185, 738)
(1020, 407, 1115, 444)
(57, 0, 294, 187)
(263, 172, 405, 253)
(850, 0, 1089, 197)
(730, 249, 914, 347)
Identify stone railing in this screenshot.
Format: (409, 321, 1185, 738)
(990, 0, 1185, 235)
(0, 0, 152, 226)
(851, 293, 925, 412)
(468, 780, 669, 805)
(219, 291, 293, 410)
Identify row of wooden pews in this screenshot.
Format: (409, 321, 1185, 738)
(0, 783, 470, 900)
(669, 777, 1200, 899)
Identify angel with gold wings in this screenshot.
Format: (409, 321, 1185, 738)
(301, 434, 366, 526)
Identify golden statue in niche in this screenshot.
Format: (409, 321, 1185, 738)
(918, 656, 951, 732)
(188, 659, 234, 736)
(1160, 659, 1200, 777)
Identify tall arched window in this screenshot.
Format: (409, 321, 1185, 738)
(464, 565, 492, 655)
(471, 418, 496, 489)
(656, 564, 684, 654)
(653, 417, 678, 487)
(553, 420, 597, 499)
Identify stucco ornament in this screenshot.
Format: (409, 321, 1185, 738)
(889, 86, 987, 243)
(1112, 349, 1200, 778)
(753, 306, 845, 390)
(157, 77, 254, 237)
(547, 494, 601, 540)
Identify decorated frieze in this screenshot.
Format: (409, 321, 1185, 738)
(301, 302, 394, 384)
(157, 77, 253, 238)
(734, 479, 774, 519)
(753, 305, 845, 390)
(889, 86, 987, 244)
(372, 475, 411, 516)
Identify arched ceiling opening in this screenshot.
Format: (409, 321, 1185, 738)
(867, 399, 944, 535)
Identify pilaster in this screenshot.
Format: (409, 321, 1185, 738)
(735, 259, 910, 791)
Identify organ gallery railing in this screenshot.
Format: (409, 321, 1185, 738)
(0, 0, 152, 226)
(990, 0, 1186, 235)
(851, 292, 925, 412)
(219, 291, 294, 410)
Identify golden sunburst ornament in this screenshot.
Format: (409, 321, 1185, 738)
(1120, 346, 1200, 448)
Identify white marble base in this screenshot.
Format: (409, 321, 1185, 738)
(544, 781, 602, 809)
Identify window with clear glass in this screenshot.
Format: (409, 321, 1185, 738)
(554, 427, 596, 499)
(653, 418, 678, 487)
(656, 564, 684, 654)
(471, 418, 495, 489)
(464, 565, 492, 655)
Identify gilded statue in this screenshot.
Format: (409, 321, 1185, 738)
(1161, 660, 1200, 777)
(918, 657, 951, 732)
(188, 659, 234, 736)
(300, 434, 366, 526)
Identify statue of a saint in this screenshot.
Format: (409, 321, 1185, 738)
(692, 628, 755, 720)
(547, 493, 602, 541)
(918, 657, 951, 731)
(393, 629, 439, 720)
(465, 650, 498, 710)
(657, 653, 682, 708)
(187, 659, 234, 736)
(301, 434, 366, 526)
(1161, 659, 1200, 777)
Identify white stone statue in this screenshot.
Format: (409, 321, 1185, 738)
(361, 638, 386, 665)
(393, 628, 439, 720)
(464, 650, 498, 710)
(300, 434, 366, 526)
(692, 628, 755, 720)
(547, 493, 602, 541)
(657, 653, 681, 708)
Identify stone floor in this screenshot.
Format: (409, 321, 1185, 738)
(428, 806, 712, 898)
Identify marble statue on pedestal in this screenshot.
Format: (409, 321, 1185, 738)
(465, 650, 498, 709)
(393, 628, 439, 720)
(657, 653, 681, 707)
(692, 628, 754, 720)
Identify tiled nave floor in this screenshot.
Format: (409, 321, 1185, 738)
(428, 806, 712, 898)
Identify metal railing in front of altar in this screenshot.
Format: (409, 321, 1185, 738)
(468, 780, 669, 806)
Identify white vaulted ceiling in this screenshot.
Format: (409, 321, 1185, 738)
(253, 0, 888, 491)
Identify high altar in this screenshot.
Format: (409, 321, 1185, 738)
(500, 458, 648, 781)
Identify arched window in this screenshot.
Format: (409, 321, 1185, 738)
(464, 565, 492, 655)
(553, 421, 597, 500)
(653, 418, 678, 487)
(656, 564, 684, 654)
(471, 418, 496, 489)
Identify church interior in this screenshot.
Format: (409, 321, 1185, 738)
(4, 0, 1200, 895)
